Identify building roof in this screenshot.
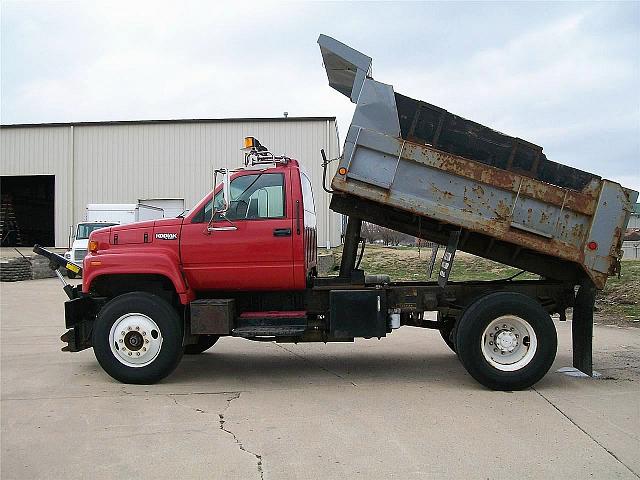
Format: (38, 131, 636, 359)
(0, 116, 337, 129)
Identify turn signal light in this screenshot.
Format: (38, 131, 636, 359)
(338, 167, 347, 175)
(587, 241, 598, 251)
(88, 240, 99, 253)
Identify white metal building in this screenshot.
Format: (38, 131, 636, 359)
(1, 117, 341, 248)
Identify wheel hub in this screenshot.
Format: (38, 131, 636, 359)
(124, 331, 144, 351)
(495, 330, 518, 353)
(481, 315, 538, 372)
(109, 313, 162, 367)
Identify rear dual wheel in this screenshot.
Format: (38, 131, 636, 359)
(455, 292, 557, 391)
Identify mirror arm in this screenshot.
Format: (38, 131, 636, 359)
(207, 215, 237, 232)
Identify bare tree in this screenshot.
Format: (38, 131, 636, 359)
(361, 222, 381, 243)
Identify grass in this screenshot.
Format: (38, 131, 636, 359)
(327, 245, 639, 324)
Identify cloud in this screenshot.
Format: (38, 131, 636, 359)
(1, 0, 638, 191)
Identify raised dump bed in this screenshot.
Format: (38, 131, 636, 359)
(319, 35, 638, 289)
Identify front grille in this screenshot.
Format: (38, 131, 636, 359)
(74, 249, 88, 262)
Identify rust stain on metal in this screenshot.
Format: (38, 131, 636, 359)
(472, 185, 485, 197)
(571, 223, 585, 241)
(406, 140, 597, 215)
(540, 211, 549, 224)
(431, 184, 454, 199)
(495, 200, 511, 220)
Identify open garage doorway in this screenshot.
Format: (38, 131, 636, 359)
(1, 175, 55, 247)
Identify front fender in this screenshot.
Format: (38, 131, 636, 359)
(82, 250, 195, 304)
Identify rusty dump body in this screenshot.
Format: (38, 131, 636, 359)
(319, 35, 638, 290)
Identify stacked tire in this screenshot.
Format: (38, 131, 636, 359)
(0, 258, 31, 282)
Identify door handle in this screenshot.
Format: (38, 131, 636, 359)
(273, 228, 292, 237)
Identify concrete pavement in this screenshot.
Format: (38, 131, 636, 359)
(1, 278, 639, 479)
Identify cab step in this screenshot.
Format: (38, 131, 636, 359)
(232, 325, 306, 337)
(232, 310, 308, 337)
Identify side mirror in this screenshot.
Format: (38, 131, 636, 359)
(212, 169, 231, 217)
(208, 168, 237, 232)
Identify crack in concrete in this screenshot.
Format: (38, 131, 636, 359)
(166, 392, 264, 479)
(274, 343, 358, 387)
(533, 387, 639, 479)
(218, 392, 264, 480)
(2, 390, 247, 402)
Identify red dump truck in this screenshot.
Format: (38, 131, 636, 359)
(36, 36, 638, 390)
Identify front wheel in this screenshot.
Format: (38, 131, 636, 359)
(455, 292, 557, 391)
(92, 292, 184, 384)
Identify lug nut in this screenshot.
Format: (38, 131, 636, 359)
(489, 341, 493, 345)
(128, 352, 132, 356)
(142, 332, 146, 336)
(495, 326, 499, 330)
(121, 331, 125, 336)
(136, 352, 140, 356)
(145, 339, 149, 344)
(142, 347, 147, 351)
(128, 326, 132, 331)
(136, 326, 139, 330)
(119, 339, 123, 343)
(493, 348, 498, 352)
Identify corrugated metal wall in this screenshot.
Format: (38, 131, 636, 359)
(0, 127, 74, 246)
(1, 118, 341, 247)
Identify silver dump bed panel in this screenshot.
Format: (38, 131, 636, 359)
(319, 35, 638, 289)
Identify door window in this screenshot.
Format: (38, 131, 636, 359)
(194, 173, 285, 223)
(300, 172, 315, 214)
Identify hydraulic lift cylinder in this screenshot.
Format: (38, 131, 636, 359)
(340, 217, 362, 277)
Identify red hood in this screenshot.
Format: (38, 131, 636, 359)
(110, 217, 183, 232)
(109, 218, 184, 245)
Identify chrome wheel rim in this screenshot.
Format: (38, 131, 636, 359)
(481, 315, 537, 372)
(109, 313, 163, 367)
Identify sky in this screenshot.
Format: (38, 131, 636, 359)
(2, 1, 639, 192)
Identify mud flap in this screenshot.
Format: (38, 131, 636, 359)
(61, 296, 104, 352)
(572, 280, 596, 376)
(61, 321, 93, 352)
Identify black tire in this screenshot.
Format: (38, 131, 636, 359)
(455, 292, 557, 391)
(184, 335, 220, 354)
(67, 271, 76, 279)
(92, 292, 184, 384)
(439, 322, 457, 353)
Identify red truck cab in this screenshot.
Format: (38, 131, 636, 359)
(82, 156, 317, 304)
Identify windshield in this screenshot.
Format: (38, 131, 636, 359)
(195, 173, 285, 223)
(76, 223, 117, 239)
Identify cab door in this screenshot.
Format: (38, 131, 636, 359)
(180, 171, 295, 291)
